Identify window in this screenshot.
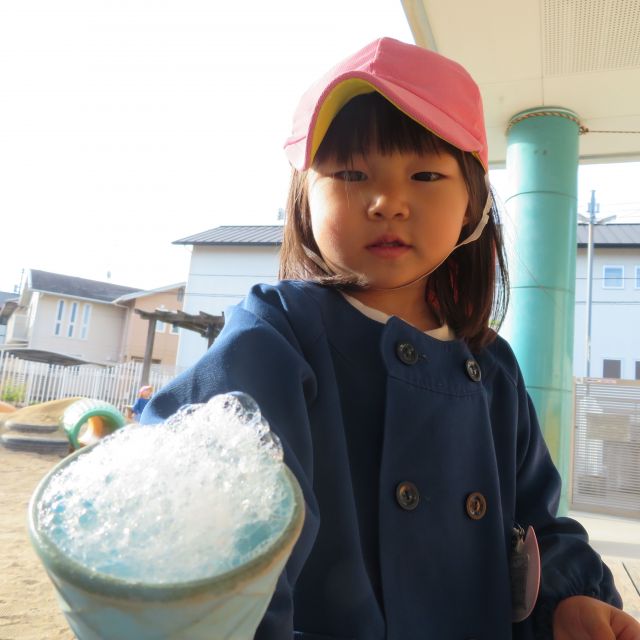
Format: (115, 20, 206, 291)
(603, 359, 621, 379)
(156, 321, 166, 333)
(80, 304, 91, 339)
(602, 265, 624, 289)
(170, 324, 179, 335)
(67, 302, 78, 337)
(54, 300, 65, 336)
(635, 266, 640, 289)
(636, 361, 640, 381)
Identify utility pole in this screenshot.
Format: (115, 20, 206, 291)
(584, 191, 597, 378)
(578, 191, 615, 378)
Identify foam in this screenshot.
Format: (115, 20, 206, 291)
(37, 393, 291, 583)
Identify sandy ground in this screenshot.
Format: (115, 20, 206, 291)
(0, 446, 74, 640)
(1, 444, 638, 638)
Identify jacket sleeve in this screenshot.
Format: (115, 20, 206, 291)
(510, 367, 622, 636)
(141, 295, 322, 639)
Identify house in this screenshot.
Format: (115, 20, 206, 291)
(173, 226, 281, 369)
(573, 223, 640, 380)
(2, 270, 184, 366)
(112, 283, 186, 367)
(175, 224, 640, 380)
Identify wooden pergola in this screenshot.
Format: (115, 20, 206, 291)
(134, 309, 225, 386)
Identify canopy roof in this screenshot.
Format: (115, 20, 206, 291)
(0, 348, 100, 367)
(402, 0, 640, 165)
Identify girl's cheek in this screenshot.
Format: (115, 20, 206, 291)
(307, 181, 329, 214)
(309, 189, 343, 230)
(310, 213, 343, 258)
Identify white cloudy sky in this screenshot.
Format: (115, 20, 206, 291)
(1, 2, 638, 294)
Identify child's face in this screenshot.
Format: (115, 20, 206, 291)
(306, 148, 470, 291)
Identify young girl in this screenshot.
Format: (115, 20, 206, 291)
(142, 38, 639, 639)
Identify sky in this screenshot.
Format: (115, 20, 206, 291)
(1, 2, 639, 295)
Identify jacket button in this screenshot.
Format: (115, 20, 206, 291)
(465, 492, 487, 520)
(465, 359, 481, 382)
(396, 342, 419, 365)
(396, 481, 420, 510)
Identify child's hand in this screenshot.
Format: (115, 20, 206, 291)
(553, 595, 640, 639)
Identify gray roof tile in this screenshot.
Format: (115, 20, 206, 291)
(577, 223, 640, 246)
(174, 225, 283, 246)
(29, 270, 141, 303)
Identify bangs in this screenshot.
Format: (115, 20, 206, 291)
(314, 92, 458, 166)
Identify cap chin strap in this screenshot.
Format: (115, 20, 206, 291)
(302, 177, 493, 291)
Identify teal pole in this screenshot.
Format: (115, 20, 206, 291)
(501, 108, 580, 515)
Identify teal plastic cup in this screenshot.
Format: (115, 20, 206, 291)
(28, 445, 305, 640)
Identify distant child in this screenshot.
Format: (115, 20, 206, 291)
(143, 38, 639, 639)
(131, 385, 153, 422)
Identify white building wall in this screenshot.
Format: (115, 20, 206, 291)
(175, 237, 639, 379)
(27, 291, 40, 336)
(30, 294, 127, 364)
(573, 247, 640, 379)
(177, 245, 280, 369)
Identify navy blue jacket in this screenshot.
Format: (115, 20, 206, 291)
(143, 281, 621, 639)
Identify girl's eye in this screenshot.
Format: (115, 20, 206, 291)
(412, 171, 442, 182)
(333, 170, 367, 182)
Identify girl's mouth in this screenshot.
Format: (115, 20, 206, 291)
(367, 236, 411, 257)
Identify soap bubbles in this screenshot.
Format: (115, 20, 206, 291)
(37, 393, 291, 583)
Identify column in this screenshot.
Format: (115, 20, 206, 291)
(501, 108, 581, 514)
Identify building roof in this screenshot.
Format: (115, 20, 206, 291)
(113, 282, 186, 304)
(29, 269, 141, 303)
(0, 291, 16, 304)
(577, 224, 640, 247)
(174, 225, 283, 246)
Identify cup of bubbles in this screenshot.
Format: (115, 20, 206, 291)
(28, 393, 305, 640)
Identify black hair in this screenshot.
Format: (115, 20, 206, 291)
(279, 92, 509, 351)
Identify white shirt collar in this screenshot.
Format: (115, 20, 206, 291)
(341, 293, 456, 341)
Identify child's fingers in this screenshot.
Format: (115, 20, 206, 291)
(553, 596, 616, 640)
(610, 608, 640, 640)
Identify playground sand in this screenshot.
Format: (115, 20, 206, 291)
(0, 446, 74, 640)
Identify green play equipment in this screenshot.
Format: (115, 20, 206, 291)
(61, 399, 126, 450)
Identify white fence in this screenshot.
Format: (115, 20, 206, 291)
(0, 352, 179, 414)
(572, 378, 640, 518)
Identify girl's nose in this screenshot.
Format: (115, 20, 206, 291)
(366, 190, 410, 220)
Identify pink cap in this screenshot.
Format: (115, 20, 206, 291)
(284, 37, 488, 172)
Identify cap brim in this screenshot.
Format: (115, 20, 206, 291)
(285, 74, 486, 171)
